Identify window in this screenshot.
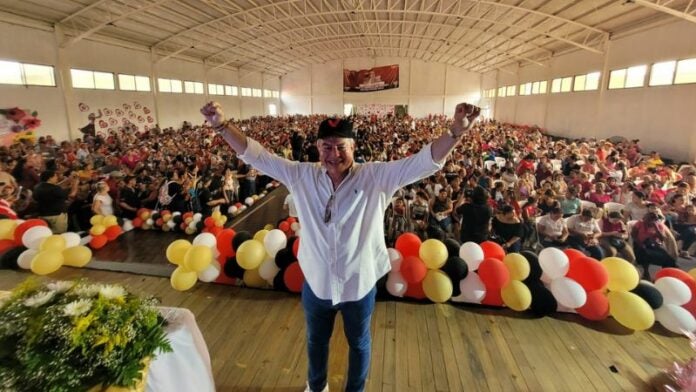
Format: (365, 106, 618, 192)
(1, 61, 55, 86)
(268, 103, 277, 116)
(498, 86, 506, 98)
(118, 74, 151, 91)
(531, 82, 540, 95)
(252, 88, 262, 97)
(675, 58, 696, 85)
(609, 65, 646, 89)
(184, 81, 204, 94)
(551, 76, 573, 93)
(225, 85, 238, 96)
(574, 75, 586, 91)
(560, 77, 572, 92)
(272, 90, 279, 98)
(264, 89, 272, 98)
(170, 79, 182, 93)
(572, 72, 599, 92)
(158, 78, 182, 93)
(344, 104, 353, 116)
(208, 83, 225, 95)
(241, 87, 252, 97)
(649, 60, 676, 86)
(71, 69, 114, 89)
(551, 78, 561, 93)
(506, 85, 516, 96)
(539, 81, 547, 94)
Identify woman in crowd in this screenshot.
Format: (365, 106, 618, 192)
(599, 211, 635, 262)
(92, 181, 114, 216)
(632, 212, 677, 279)
(492, 204, 523, 252)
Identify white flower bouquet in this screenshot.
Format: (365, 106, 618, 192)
(0, 278, 171, 391)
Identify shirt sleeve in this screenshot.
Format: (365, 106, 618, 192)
(370, 143, 444, 196)
(237, 138, 301, 187)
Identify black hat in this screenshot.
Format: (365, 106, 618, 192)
(318, 118, 354, 139)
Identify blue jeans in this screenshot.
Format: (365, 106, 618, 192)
(302, 282, 376, 392)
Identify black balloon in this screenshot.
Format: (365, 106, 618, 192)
(232, 231, 252, 251)
(195, 220, 204, 231)
(275, 248, 295, 269)
(443, 238, 461, 259)
(172, 215, 183, 224)
(521, 250, 543, 284)
(151, 213, 161, 222)
(631, 280, 664, 309)
(223, 256, 245, 279)
(441, 256, 468, 297)
(0, 246, 25, 270)
(286, 236, 298, 251)
(273, 269, 288, 291)
(528, 282, 557, 317)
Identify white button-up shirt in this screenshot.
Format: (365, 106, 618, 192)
(239, 138, 443, 304)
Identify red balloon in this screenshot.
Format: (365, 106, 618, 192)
(104, 225, 123, 241)
(284, 261, 305, 293)
(14, 218, 48, 245)
(279, 221, 290, 232)
(133, 217, 143, 228)
(577, 290, 610, 320)
(654, 268, 695, 284)
(400, 256, 427, 284)
(160, 210, 171, 217)
(563, 248, 586, 264)
(395, 232, 421, 258)
(477, 258, 510, 290)
(183, 212, 194, 220)
(405, 280, 426, 300)
(482, 288, 504, 306)
(155, 218, 164, 227)
(136, 208, 148, 219)
(566, 257, 608, 292)
(204, 217, 215, 228)
(208, 226, 223, 237)
(234, 202, 242, 209)
(292, 237, 300, 258)
(679, 279, 696, 317)
(90, 234, 108, 249)
(480, 241, 505, 261)
(0, 239, 16, 254)
(216, 229, 236, 257)
(287, 217, 297, 224)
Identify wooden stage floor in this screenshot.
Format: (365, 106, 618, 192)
(1, 185, 693, 391)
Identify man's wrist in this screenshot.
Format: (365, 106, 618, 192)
(447, 126, 464, 139)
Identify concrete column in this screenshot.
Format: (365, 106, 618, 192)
(54, 25, 80, 141)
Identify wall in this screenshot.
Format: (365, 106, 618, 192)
(482, 20, 696, 162)
(281, 58, 481, 117)
(0, 21, 279, 143)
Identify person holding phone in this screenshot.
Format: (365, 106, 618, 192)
(599, 211, 635, 262)
(632, 212, 677, 279)
(201, 100, 480, 392)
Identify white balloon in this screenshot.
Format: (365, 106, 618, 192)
(386, 271, 408, 297)
(188, 221, 197, 229)
(228, 206, 238, 214)
(656, 304, 696, 334)
(79, 235, 92, 246)
(655, 277, 692, 306)
(193, 213, 203, 222)
(193, 232, 217, 248)
(540, 272, 553, 285)
(263, 229, 287, 258)
(60, 232, 81, 248)
(387, 248, 403, 272)
(245, 197, 254, 206)
(290, 222, 300, 232)
(454, 272, 486, 303)
(172, 211, 182, 216)
(197, 263, 220, 282)
(294, 228, 301, 237)
(550, 277, 587, 309)
(459, 242, 484, 271)
(146, 218, 154, 226)
(122, 220, 134, 232)
(22, 226, 53, 249)
(259, 257, 280, 281)
(17, 249, 38, 269)
(167, 220, 176, 229)
(538, 248, 569, 280)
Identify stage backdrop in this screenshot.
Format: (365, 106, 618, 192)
(343, 64, 399, 92)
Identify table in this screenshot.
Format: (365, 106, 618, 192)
(146, 307, 215, 392)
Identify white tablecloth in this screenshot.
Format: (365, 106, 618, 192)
(146, 307, 215, 392)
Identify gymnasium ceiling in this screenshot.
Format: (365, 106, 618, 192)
(0, 0, 695, 76)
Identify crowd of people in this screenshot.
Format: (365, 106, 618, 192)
(0, 111, 694, 278)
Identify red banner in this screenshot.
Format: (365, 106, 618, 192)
(343, 64, 399, 92)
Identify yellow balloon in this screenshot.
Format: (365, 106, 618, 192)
(90, 224, 106, 236)
(171, 266, 198, 291)
(419, 239, 448, 270)
(601, 257, 639, 292)
(183, 245, 213, 272)
(140, 211, 151, 220)
(30, 250, 64, 275)
(62, 246, 93, 267)
(212, 210, 222, 220)
(501, 280, 532, 311)
(103, 215, 118, 227)
(263, 224, 275, 231)
(40, 235, 66, 252)
(166, 239, 192, 265)
(0, 219, 17, 240)
(689, 268, 696, 282)
(236, 240, 266, 270)
(504, 253, 530, 281)
(253, 229, 269, 243)
(90, 215, 104, 226)
(422, 270, 453, 303)
(243, 268, 267, 288)
(608, 291, 655, 331)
